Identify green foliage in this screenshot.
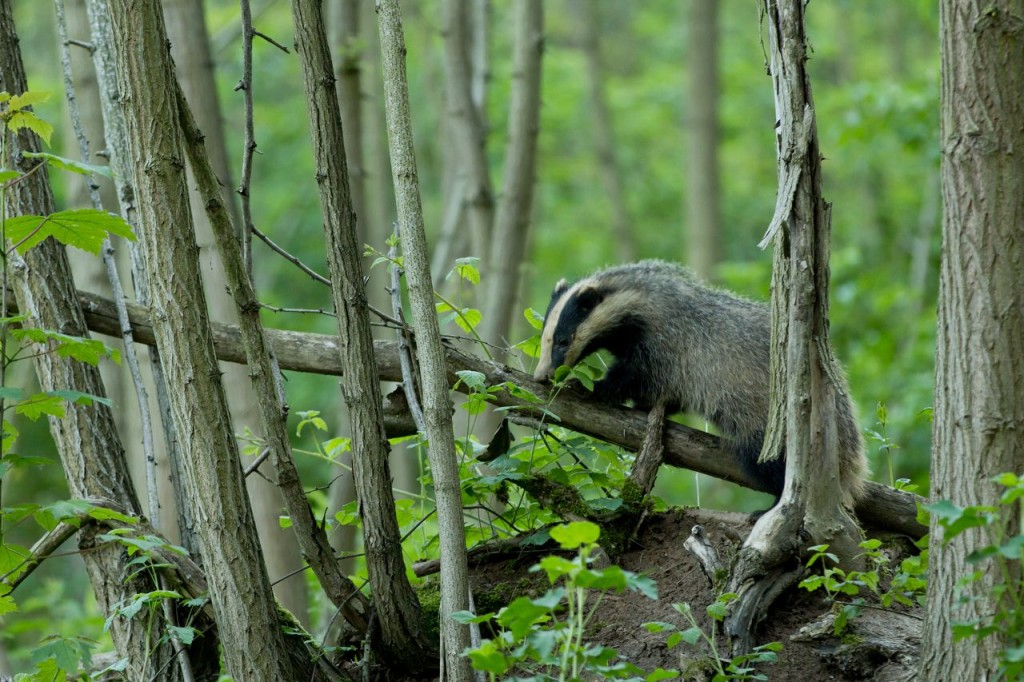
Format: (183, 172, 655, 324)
(799, 539, 928, 636)
(454, 522, 662, 681)
(0, 92, 143, 676)
(644, 597, 780, 681)
(925, 474, 1024, 680)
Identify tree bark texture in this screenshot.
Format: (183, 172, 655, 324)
(376, 1, 474, 678)
(84, 0, 194, 556)
(291, 0, 430, 668)
(99, 1, 300, 678)
(920, 2, 1024, 679)
(727, 0, 861, 654)
(685, 0, 720, 278)
(481, 0, 543, 355)
(175, 82, 375, 636)
(0, 2, 183, 676)
(163, 0, 310, 624)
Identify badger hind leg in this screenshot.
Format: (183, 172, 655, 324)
(732, 437, 786, 512)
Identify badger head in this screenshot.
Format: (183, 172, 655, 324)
(533, 276, 646, 382)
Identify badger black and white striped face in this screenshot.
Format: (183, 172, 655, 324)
(533, 275, 647, 382)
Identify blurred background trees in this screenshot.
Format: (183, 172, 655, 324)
(4, 0, 938, 672)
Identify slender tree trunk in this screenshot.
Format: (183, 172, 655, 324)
(377, 1, 474, 677)
(163, 0, 309, 624)
(84, 0, 193, 554)
(99, 1, 303, 677)
(919, 1, 1024, 678)
(0, 2, 189, 676)
(578, 0, 635, 262)
(291, 0, 431, 671)
(685, 0, 720, 278)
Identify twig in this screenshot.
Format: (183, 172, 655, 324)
(237, 0, 257, 282)
(389, 230, 426, 433)
(258, 302, 336, 316)
(252, 29, 290, 53)
(251, 223, 331, 285)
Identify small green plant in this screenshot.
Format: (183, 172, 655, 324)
(799, 538, 927, 635)
(644, 595, 780, 681)
(925, 473, 1024, 681)
(453, 521, 665, 681)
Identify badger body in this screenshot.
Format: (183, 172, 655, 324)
(534, 260, 866, 509)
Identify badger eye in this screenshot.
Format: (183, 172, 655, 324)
(556, 338, 569, 348)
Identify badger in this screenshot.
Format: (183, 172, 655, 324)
(533, 260, 867, 510)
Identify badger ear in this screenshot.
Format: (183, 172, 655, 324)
(552, 278, 569, 295)
(575, 285, 605, 312)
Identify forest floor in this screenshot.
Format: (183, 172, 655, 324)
(455, 508, 923, 682)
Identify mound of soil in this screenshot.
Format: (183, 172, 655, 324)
(462, 508, 921, 681)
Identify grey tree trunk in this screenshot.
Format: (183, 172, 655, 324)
(685, 0, 720, 279)
(99, 0, 302, 677)
(919, 1, 1024, 678)
(725, 0, 861, 654)
(163, 0, 309, 624)
(377, 0, 474, 677)
(291, 0, 431, 670)
(0, 2, 189, 676)
(83, 0, 194, 554)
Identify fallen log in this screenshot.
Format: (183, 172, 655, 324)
(71, 288, 926, 539)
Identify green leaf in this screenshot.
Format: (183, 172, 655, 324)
(7, 111, 53, 146)
(8, 91, 51, 111)
(496, 595, 552, 639)
(448, 257, 480, 285)
(451, 610, 495, 624)
(550, 520, 600, 549)
(168, 625, 196, 646)
(31, 636, 79, 673)
(465, 640, 509, 675)
(0, 169, 20, 183)
(22, 151, 113, 178)
(643, 621, 676, 634)
(455, 370, 487, 391)
(524, 307, 545, 330)
(453, 307, 482, 334)
(4, 208, 135, 254)
(678, 626, 702, 645)
(15, 394, 65, 420)
(646, 668, 680, 681)
(536, 555, 577, 583)
(11, 328, 120, 366)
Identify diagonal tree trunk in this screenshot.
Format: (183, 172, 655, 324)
(290, 0, 431, 671)
(163, 0, 309, 625)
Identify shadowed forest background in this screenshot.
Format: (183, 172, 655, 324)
(4, 0, 939, 674)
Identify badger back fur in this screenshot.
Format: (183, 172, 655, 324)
(534, 260, 866, 509)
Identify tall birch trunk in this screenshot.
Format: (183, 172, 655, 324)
(376, 1, 474, 677)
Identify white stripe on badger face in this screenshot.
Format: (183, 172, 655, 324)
(533, 278, 592, 381)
